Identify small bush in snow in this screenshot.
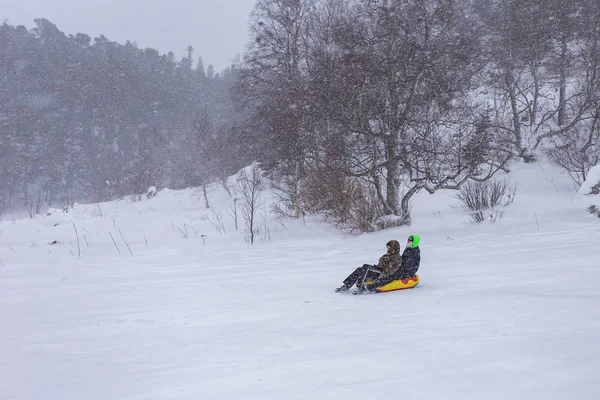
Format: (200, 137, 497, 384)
(300, 167, 387, 234)
(128, 194, 143, 203)
(208, 210, 226, 234)
(545, 126, 599, 186)
(269, 174, 300, 219)
(146, 186, 157, 199)
(348, 185, 390, 233)
(456, 179, 518, 223)
(588, 205, 600, 218)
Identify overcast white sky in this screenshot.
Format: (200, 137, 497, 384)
(0, 0, 256, 71)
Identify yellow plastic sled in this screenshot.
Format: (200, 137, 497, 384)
(366, 275, 419, 293)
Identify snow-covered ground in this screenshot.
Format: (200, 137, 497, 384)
(1, 161, 599, 400)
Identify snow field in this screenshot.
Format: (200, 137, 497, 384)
(1, 161, 599, 400)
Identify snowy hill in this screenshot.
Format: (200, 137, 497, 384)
(1, 161, 599, 400)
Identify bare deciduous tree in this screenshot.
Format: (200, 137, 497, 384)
(545, 0, 600, 184)
(193, 105, 214, 209)
(237, 0, 318, 220)
(329, 0, 508, 223)
(392, 107, 511, 222)
(545, 112, 600, 185)
(237, 164, 265, 245)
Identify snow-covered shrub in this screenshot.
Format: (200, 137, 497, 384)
(300, 167, 386, 234)
(346, 184, 387, 233)
(456, 179, 518, 223)
(545, 127, 599, 186)
(301, 167, 355, 218)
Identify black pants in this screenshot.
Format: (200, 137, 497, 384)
(343, 264, 381, 289)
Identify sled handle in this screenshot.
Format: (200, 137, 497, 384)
(361, 267, 380, 288)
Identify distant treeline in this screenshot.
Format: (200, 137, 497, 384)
(0, 18, 251, 211)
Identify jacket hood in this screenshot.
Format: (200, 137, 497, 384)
(386, 240, 401, 254)
(408, 234, 420, 248)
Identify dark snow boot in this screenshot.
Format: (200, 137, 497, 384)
(335, 284, 351, 293)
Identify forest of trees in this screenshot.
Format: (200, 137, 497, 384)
(0, 18, 252, 214)
(1, 0, 599, 231)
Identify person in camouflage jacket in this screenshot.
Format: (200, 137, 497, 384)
(365, 234, 421, 291)
(335, 240, 402, 292)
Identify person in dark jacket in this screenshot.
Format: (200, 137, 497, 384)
(365, 234, 421, 291)
(335, 240, 402, 293)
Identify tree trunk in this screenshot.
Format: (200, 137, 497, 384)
(400, 184, 421, 225)
(372, 172, 394, 215)
(202, 181, 209, 209)
(506, 69, 523, 152)
(385, 135, 400, 215)
(294, 160, 300, 219)
(558, 32, 568, 127)
(530, 63, 540, 125)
